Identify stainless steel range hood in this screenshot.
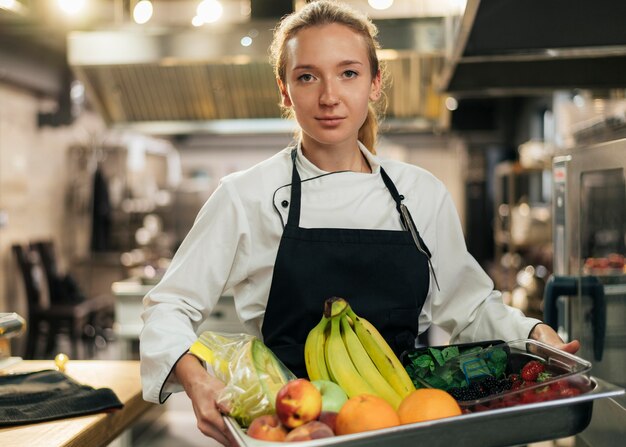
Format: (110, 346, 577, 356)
(67, 18, 447, 135)
(441, 0, 626, 96)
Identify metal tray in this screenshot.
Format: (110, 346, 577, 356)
(224, 377, 623, 447)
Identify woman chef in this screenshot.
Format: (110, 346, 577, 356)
(140, 1, 579, 445)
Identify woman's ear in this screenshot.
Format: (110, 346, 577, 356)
(369, 69, 382, 101)
(277, 78, 293, 107)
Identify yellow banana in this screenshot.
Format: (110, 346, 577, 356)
(325, 316, 376, 398)
(304, 315, 331, 381)
(340, 315, 403, 409)
(346, 307, 415, 398)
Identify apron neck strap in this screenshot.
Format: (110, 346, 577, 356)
(287, 148, 302, 227)
(380, 167, 404, 213)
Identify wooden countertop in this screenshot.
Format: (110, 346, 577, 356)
(0, 360, 154, 447)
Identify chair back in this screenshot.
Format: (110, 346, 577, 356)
(12, 245, 50, 312)
(30, 240, 61, 305)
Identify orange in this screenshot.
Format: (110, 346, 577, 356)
(335, 394, 400, 435)
(397, 389, 462, 424)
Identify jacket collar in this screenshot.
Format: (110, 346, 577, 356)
(295, 140, 381, 177)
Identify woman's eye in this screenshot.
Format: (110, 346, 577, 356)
(343, 70, 358, 79)
(298, 73, 314, 82)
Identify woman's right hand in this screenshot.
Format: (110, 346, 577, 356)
(175, 353, 236, 446)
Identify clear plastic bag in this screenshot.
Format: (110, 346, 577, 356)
(189, 331, 295, 427)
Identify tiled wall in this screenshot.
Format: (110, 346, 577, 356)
(0, 82, 106, 314)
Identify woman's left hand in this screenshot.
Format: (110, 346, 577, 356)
(529, 323, 580, 354)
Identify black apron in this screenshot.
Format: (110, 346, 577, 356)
(262, 149, 431, 378)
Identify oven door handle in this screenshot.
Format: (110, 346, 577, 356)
(544, 275, 606, 361)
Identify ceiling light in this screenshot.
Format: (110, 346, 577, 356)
(240, 36, 252, 47)
(445, 96, 458, 111)
(57, 0, 86, 15)
(451, 0, 468, 14)
(191, 15, 203, 27)
(0, 0, 17, 11)
(368, 0, 393, 11)
(133, 0, 153, 25)
(197, 0, 223, 24)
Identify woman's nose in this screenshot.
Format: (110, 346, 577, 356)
(319, 81, 340, 106)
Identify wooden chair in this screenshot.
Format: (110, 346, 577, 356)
(12, 244, 113, 359)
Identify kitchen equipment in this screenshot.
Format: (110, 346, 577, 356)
(0, 313, 26, 339)
(403, 339, 593, 403)
(0, 312, 26, 363)
(546, 137, 626, 446)
(225, 338, 624, 446)
(441, 0, 626, 95)
(224, 377, 622, 447)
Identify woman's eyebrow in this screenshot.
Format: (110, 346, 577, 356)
(292, 64, 316, 71)
(292, 60, 364, 71)
(338, 60, 364, 67)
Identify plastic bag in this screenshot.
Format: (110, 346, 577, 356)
(189, 331, 295, 427)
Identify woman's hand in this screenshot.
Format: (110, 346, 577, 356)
(175, 353, 236, 446)
(529, 323, 580, 354)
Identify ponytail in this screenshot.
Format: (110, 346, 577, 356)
(358, 104, 378, 155)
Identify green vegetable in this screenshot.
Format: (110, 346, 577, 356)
(441, 346, 460, 362)
(415, 354, 435, 370)
(486, 348, 507, 378)
(405, 344, 508, 391)
(429, 347, 445, 366)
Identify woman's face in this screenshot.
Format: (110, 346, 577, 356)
(279, 23, 381, 152)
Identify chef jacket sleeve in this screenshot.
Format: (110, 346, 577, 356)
(140, 179, 251, 403)
(426, 190, 540, 344)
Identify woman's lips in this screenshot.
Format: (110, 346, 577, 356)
(316, 116, 345, 127)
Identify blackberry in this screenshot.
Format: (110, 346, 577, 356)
(471, 376, 513, 397)
(490, 378, 512, 394)
(481, 376, 498, 388)
(448, 385, 484, 402)
(448, 387, 465, 400)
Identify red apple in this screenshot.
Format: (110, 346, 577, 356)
(317, 410, 339, 433)
(284, 420, 335, 441)
(275, 378, 322, 429)
(318, 411, 338, 434)
(246, 414, 288, 441)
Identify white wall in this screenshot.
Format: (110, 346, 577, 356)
(380, 133, 467, 228)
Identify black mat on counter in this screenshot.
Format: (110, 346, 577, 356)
(0, 369, 123, 426)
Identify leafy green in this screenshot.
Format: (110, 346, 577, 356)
(441, 346, 460, 362)
(485, 348, 507, 378)
(405, 344, 509, 391)
(423, 374, 449, 389)
(415, 354, 435, 370)
(429, 348, 445, 366)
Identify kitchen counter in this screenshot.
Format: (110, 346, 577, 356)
(0, 360, 153, 447)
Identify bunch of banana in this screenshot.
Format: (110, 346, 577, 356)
(304, 297, 415, 409)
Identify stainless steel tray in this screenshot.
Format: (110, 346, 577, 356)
(224, 377, 624, 447)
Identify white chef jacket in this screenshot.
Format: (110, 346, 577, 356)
(140, 141, 540, 403)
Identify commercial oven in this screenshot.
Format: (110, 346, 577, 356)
(546, 138, 626, 446)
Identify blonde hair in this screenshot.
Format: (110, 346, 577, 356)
(269, 0, 386, 154)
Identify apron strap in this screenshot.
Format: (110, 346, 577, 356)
(381, 167, 435, 263)
(286, 148, 302, 227)
(380, 167, 404, 214)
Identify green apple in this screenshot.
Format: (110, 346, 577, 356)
(311, 379, 348, 413)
